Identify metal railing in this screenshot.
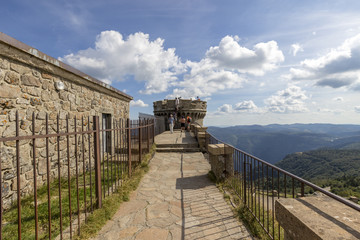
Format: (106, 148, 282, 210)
(0, 111, 155, 240)
(206, 132, 360, 240)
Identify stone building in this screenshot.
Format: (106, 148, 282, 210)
(0, 33, 132, 208)
(153, 98, 207, 132)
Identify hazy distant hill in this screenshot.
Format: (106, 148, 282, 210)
(276, 149, 360, 180)
(275, 148, 360, 198)
(207, 124, 360, 164)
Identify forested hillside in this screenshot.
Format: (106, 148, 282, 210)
(208, 124, 360, 164)
(276, 149, 360, 198)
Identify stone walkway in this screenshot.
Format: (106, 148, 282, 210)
(91, 131, 252, 240)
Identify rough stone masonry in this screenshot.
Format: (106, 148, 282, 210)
(0, 32, 132, 209)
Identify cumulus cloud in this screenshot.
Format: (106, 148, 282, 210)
(355, 106, 360, 113)
(218, 104, 233, 114)
(290, 43, 303, 56)
(168, 59, 246, 99)
(333, 97, 344, 102)
(205, 36, 284, 75)
(265, 85, 309, 113)
(216, 100, 260, 115)
(168, 36, 284, 98)
(60, 30, 185, 94)
(61, 32, 284, 98)
(130, 99, 149, 107)
(234, 100, 259, 112)
(288, 33, 360, 90)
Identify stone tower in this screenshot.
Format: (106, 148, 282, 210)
(153, 98, 207, 132)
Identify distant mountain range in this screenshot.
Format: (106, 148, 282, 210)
(207, 124, 360, 164)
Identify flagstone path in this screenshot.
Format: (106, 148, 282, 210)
(91, 131, 252, 240)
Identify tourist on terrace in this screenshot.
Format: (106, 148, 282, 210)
(169, 114, 174, 134)
(180, 115, 186, 132)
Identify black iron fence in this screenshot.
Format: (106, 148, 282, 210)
(206, 132, 360, 240)
(0, 111, 155, 240)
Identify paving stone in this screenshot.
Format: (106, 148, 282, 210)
(135, 228, 169, 240)
(91, 131, 252, 240)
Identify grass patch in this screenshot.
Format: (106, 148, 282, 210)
(74, 144, 155, 239)
(2, 144, 155, 240)
(216, 177, 284, 240)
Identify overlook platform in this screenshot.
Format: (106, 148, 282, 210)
(91, 131, 252, 240)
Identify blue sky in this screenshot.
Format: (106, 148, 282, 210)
(2, 0, 360, 126)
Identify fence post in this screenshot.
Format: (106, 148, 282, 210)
(93, 116, 102, 208)
(127, 118, 132, 177)
(243, 160, 247, 204)
(139, 119, 142, 163)
(147, 119, 150, 152)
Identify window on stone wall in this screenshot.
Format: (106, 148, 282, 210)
(102, 113, 112, 153)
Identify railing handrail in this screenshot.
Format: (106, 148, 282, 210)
(206, 131, 360, 212)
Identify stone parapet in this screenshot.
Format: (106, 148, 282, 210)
(276, 195, 360, 240)
(208, 144, 234, 180)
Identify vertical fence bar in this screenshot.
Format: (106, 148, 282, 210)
(113, 120, 116, 191)
(106, 125, 109, 197)
(284, 174, 287, 198)
(93, 116, 102, 209)
(66, 116, 73, 239)
(139, 120, 142, 163)
(243, 159, 247, 204)
(277, 170, 280, 240)
(57, 114, 63, 239)
(0, 136, 2, 240)
(301, 182, 305, 197)
(82, 117, 87, 224)
(45, 114, 51, 239)
(32, 112, 39, 240)
(267, 165, 270, 233)
(115, 120, 119, 187)
(15, 111, 21, 240)
(147, 120, 150, 152)
(110, 125, 113, 194)
(127, 119, 132, 177)
(262, 163, 264, 227)
(272, 168, 275, 238)
(88, 117, 93, 213)
(74, 117, 80, 236)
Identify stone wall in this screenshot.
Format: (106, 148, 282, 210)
(0, 33, 132, 208)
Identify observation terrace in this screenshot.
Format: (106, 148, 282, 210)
(91, 125, 360, 240)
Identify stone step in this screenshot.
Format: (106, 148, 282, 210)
(156, 147, 200, 153)
(156, 143, 199, 148)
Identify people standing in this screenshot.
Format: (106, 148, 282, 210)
(169, 114, 175, 133)
(186, 115, 191, 131)
(180, 115, 186, 132)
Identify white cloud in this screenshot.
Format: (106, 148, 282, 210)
(130, 99, 149, 107)
(288, 33, 360, 90)
(333, 97, 344, 102)
(290, 43, 303, 56)
(168, 36, 284, 98)
(60, 31, 185, 94)
(234, 100, 259, 112)
(168, 59, 246, 99)
(215, 100, 260, 115)
(205, 36, 284, 75)
(355, 106, 360, 113)
(265, 85, 309, 113)
(61, 32, 284, 99)
(317, 108, 345, 114)
(217, 104, 233, 114)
